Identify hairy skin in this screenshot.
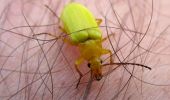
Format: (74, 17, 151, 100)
(1, 0, 170, 100)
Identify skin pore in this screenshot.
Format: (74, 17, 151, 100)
(1, 0, 170, 100)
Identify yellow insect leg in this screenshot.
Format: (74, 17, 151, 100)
(33, 32, 57, 37)
(96, 18, 102, 25)
(102, 49, 113, 63)
(101, 33, 115, 63)
(59, 26, 67, 33)
(75, 57, 84, 88)
(59, 26, 76, 45)
(33, 25, 67, 38)
(102, 33, 115, 42)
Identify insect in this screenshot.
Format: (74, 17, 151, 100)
(60, 3, 113, 86)
(38, 2, 151, 88)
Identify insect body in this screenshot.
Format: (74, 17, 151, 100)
(60, 3, 112, 84)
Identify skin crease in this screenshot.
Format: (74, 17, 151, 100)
(1, 0, 170, 100)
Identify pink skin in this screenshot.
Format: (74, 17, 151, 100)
(0, 0, 170, 100)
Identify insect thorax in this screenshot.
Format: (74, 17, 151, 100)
(78, 39, 103, 61)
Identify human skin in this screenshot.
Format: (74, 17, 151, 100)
(1, 0, 170, 100)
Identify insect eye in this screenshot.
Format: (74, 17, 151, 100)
(100, 60, 103, 64)
(87, 63, 91, 68)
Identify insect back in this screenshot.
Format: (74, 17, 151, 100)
(59, 3, 113, 86)
(60, 3, 102, 43)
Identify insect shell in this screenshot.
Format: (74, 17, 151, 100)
(60, 3, 112, 81)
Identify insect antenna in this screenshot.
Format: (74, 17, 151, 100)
(102, 62, 151, 70)
(44, 4, 60, 22)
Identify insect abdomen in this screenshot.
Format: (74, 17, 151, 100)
(60, 3, 102, 43)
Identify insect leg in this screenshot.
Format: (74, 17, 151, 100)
(33, 32, 57, 37)
(62, 38, 75, 45)
(102, 49, 113, 63)
(102, 33, 115, 42)
(96, 18, 102, 25)
(75, 57, 84, 88)
(59, 26, 67, 33)
(58, 26, 75, 45)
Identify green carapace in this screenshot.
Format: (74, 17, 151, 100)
(60, 3, 102, 43)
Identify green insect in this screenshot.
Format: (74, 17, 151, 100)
(36, 2, 151, 88)
(34, 2, 113, 87)
(60, 3, 112, 85)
